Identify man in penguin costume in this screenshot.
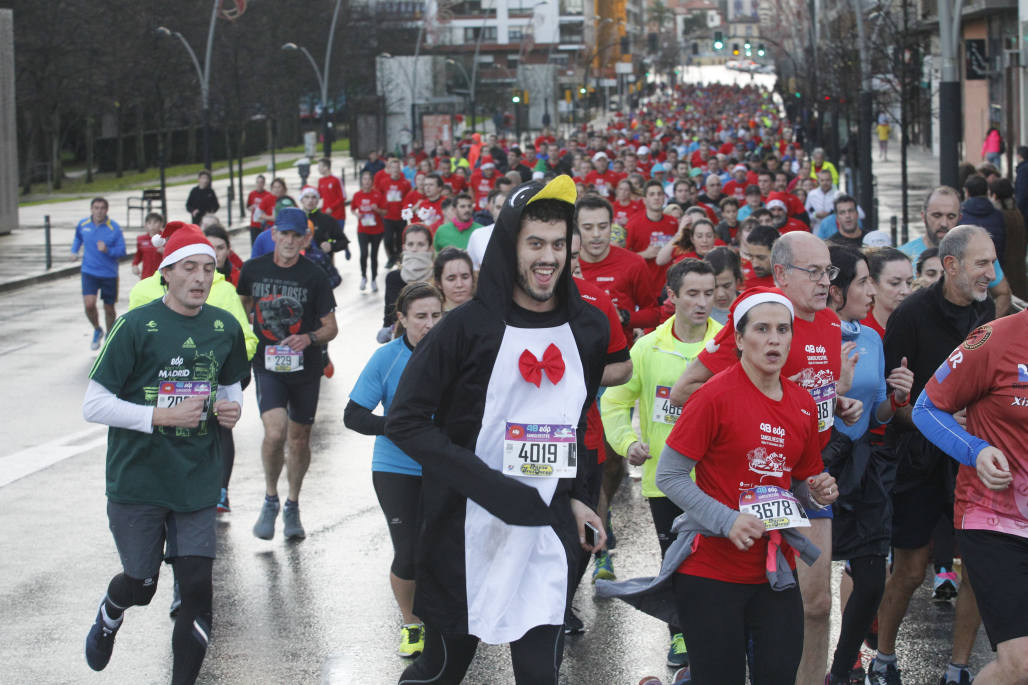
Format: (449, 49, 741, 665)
(387, 174, 609, 684)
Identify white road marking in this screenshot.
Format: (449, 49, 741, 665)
(0, 426, 107, 488)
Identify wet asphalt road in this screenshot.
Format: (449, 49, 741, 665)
(0, 248, 994, 685)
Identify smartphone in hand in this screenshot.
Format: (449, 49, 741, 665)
(584, 521, 600, 548)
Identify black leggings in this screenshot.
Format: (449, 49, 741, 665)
(372, 471, 421, 580)
(398, 623, 564, 685)
(358, 233, 383, 280)
(648, 496, 684, 637)
(569, 449, 601, 610)
(219, 425, 234, 490)
(830, 555, 886, 678)
(673, 573, 803, 685)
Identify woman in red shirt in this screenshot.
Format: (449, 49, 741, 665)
(656, 289, 838, 684)
(352, 169, 387, 292)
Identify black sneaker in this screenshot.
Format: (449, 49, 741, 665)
(865, 658, 902, 685)
(563, 609, 585, 635)
(85, 604, 121, 671)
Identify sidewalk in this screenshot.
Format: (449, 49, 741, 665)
(0, 152, 362, 292)
(869, 142, 940, 244)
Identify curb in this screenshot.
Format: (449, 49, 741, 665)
(0, 224, 252, 294)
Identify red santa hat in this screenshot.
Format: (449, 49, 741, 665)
(153, 221, 216, 270)
(731, 286, 794, 324)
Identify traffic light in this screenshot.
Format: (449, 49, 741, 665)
(732, 43, 740, 56)
(621, 36, 630, 53)
(757, 43, 766, 57)
(512, 90, 521, 104)
(794, 91, 801, 98)
(579, 86, 587, 95)
(713, 30, 724, 51)
(744, 41, 752, 51)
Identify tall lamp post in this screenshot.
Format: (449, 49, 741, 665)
(282, 0, 344, 159)
(446, 59, 477, 135)
(156, 0, 220, 171)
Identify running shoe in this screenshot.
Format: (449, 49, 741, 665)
(563, 609, 584, 635)
(253, 497, 280, 540)
(865, 658, 902, 685)
(217, 488, 230, 514)
(360, 277, 367, 291)
(90, 328, 103, 351)
(85, 603, 121, 671)
(592, 551, 615, 582)
(282, 503, 306, 539)
(938, 668, 972, 685)
(637, 678, 663, 685)
(671, 666, 691, 684)
(667, 633, 689, 668)
(169, 580, 181, 618)
(864, 616, 879, 650)
(850, 655, 866, 684)
(932, 568, 959, 601)
(397, 623, 424, 658)
(371, 279, 379, 293)
(323, 360, 335, 379)
(605, 507, 617, 550)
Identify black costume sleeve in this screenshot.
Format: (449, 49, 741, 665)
(344, 399, 387, 436)
(386, 320, 553, 527)
(383, 271, 404, 328)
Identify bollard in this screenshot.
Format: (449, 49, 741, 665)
(890, 216, 897, 247)
(901, 221, 909, 245)
(44, 215, 52, 271)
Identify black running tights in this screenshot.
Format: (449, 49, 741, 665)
(649, 496, 684, 637)
(673, 572, 803, 685)
(359, 233, 383, 280)
(829, 555, 887, 678)
(219, 425, 234, 490)
(398, 623, 564, 685)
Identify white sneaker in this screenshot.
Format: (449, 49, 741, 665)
(371, 279, 379, 293)
(360, 277, 367, 291)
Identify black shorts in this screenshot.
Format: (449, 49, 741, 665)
(82, 272, 118, 304)
(891, 473, 951, 550)
(107, 501, 216, 579)
(957, 529, 1028, 649)
(253, 367, 321, 424)
(371, 471, 421, 581)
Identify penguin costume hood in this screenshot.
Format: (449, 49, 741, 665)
(387, 175, 609, 644)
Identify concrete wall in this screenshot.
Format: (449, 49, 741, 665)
(0, 10, 18, 235)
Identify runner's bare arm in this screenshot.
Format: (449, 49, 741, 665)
(601, 359, 633, 386)
(670, 358, 713, 407)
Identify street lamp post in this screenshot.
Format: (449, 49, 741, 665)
(447, 59, 477, 135)
(282, 0, 344, 159)
(156, 0, 220, 171)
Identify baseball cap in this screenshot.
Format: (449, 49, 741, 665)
(275, 207, 309, 234)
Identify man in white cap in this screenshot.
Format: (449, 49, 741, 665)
(585, 152, 617, 197)
(768, 198, 810, 234)
(82, 223, 249, 684)
(636, 145, 653, 177)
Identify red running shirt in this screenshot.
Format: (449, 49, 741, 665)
(613, 200, 644, 228)
(667, 363, 822, 583)
(576, 277, 629, 453)
(698, 304, 842, 446)
(626, 212, 679, 291)
(374, 175, 411, 221)
(133, 234, 162, 280)
(579, 245, 661, 335)
(923, 312, 1028, 538)
(318, 175, 347, 220)
(351, 190, 385, 235)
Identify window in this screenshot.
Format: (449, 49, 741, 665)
(509, 28, 524, 40)
(464, 26, 498, 42)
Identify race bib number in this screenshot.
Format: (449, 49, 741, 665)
(386, 189, 402, 202)
(650, 232, 672, 247)
(810, 382, 836, 432)
(651, 385, 682, 425)
(264, 345, 303, 373)
(502, 422, 578, 478)
(739, 485, 810, 530)
(157, 381, 211, 421)
(360, 213, 378, 227)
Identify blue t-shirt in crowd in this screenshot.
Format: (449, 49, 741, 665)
(837, 321, 888, 440)
(251, 229, 275, 259)
(900, 236, 1003, 288)
(72, 217, 126, 278)
(349, 336, 421, 476)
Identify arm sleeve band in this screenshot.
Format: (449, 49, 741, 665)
(655, 444, 739, 537)
(215, 382, 243, 408)
(911, 390, 989, 467)
(82, 380, 154, 433)
(343, 399, 387, 436)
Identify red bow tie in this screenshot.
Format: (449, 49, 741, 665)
(519, 344, 565, 387)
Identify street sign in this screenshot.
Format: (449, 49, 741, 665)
(599, 79, 617, 87)
(615, 62, 633, 74)
(965, 39, 987, 79)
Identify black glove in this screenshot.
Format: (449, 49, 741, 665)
(617, 309, 631, 326)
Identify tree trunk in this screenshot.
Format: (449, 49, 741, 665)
(187, 125, 197, 165)
(115, 104, 124, 178)
(136, 103, 146, 173)
(51, 109, 62, 190)
(85, 116, 94, 183)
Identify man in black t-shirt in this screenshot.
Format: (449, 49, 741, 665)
(237, 207, 338, 541)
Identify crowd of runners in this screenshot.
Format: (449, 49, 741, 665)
(73, 81, 1028, 685)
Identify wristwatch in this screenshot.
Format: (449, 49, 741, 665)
(308, 331, 318, 346)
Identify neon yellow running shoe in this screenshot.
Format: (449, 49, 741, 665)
(397, 623, 425, 658)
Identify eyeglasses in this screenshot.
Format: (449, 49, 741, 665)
(787, 263, 840, 282)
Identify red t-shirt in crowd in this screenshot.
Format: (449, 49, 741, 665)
(923, 312, 1028, 538)
(723, 180, 748, 201)
(247, 189, 274, 228)
(613, 199, 644, 228)
(779, 217, 811, 234)
(318, 175, 347, 221)
(401, 189, 424, 218)
(133, 234, 162, 279)
(579, 245, 661, 335)
(443, 173, 467, 195)
(699, 302, 842, 446)
(468, 171, 497, 209)
(576, 276, 629, 454)
(585, 170, 619, 198)
(351, 190, 385, 235)
(374, 174, 411, 222)
(666, 364, 822, 584)
(626, 212, 680, 291)
(861, 312, 886, 340)
(412, 196, 445, 234)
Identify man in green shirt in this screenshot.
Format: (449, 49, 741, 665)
(82, 225, 249, 684)
(433, 192, 482, 252)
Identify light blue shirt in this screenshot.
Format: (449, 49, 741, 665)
(349, 336, 421, 476)
(837, 322, 888, 440)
